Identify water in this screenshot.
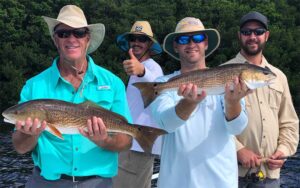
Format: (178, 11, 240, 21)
(0, 127, 299, 188)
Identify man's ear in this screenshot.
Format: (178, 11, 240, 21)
(265, 30, 270, 42)
(204, 40, 208, 50)
(173, 42, 178, 53)
(53, 36, 59, 48)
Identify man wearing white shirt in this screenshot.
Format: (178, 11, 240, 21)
(113, 21, 163, 188)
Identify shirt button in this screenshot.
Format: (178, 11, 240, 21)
(263, 118, 265, 121)
(74, 168, 77, 171)
(75, 147, 78, 151)
(72, 91, 75, 95)
(260, 101, 263, 104)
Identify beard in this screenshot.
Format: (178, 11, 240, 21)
(240, 39, 266, 56)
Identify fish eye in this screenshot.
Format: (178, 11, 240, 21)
(14, 110, 20, 115)
(263, 70, 270, 75)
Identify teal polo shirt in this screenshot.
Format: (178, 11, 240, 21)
(19, 56, 132, 180)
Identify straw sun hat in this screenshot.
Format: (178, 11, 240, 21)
(42, 5, 105, 54)
(163, 17, 220, 61)
(116, 21, 162, 55)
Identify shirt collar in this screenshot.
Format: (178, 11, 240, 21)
(50, 55, 98, 89)
(236, 52, 269, 68)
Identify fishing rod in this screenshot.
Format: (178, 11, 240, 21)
(237, 154, 300, 166)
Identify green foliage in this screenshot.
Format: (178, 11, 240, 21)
(0, 0, 300, 113)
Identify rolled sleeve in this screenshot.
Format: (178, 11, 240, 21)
(225, 109, 248, 135)
(151, 93, 185, 133)
(224, 98, 248, 135)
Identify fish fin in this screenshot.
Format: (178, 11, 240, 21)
(80, 101, 130, 123)
(243, 80, 256, 90)
(132, 82, 159, 108)
(47, 123, 63, 140)
(80, 101, 100, 108)
(133, 124, 167, 154)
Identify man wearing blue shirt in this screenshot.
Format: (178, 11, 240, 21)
(151, 17, 250, 188)
(12, 5, 132, 188)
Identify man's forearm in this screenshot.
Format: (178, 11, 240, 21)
(225, 102, 241, 121)
(175, 99, 198, 120)
(95, 133, 132, 152)
(12, 131, 39, 154)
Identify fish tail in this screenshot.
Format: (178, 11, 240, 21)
(134, 124, 167, 154)
(132, 82, 158, 108)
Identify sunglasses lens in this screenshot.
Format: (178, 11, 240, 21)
(73, 28, 88, 38)
(254, 28, 266, 35)
(128, 35, 149, 43)
(192, 34, 206, 43)
(55, 30, 71, 38)
(55, 28, 88, 38)
(240, 29, 252, 36)
(175, 36, 190, 45)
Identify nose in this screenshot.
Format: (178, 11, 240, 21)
(248, 31, 257, 38)
(187, 40, 197, 47)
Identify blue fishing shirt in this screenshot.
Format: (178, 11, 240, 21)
(151, 71, 248, 188)
(19, 56, 132, 180)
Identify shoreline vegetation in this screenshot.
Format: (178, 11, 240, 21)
(1, 0, 300, 115)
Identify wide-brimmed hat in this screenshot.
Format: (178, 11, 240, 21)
(240, 11, 268, 29)
(116, 21, 162, 55)
(163, 17, 220, 61)
(42, 5, 105, 54)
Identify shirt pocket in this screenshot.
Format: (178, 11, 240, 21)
(85, 90, 114, 109)
(268, 84, 283, 110)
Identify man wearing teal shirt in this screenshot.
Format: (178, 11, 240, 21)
(12, 5, 132, 188)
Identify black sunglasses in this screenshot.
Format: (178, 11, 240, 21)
(175, 34, 206, 45)
(128, 35, 150, 43)
(240, 28, 266, 36)
(55, 28, 89, 39)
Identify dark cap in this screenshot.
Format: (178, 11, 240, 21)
(240, 11, 268, 29)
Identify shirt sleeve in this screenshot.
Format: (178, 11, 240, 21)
(19, 82, 32, 103)
(276, 74, 299, 156)
(222, 96, 248, 135)
(137, 60, 163, 82)
(151, 91, 186, 133)
(111, 78, 133, 123)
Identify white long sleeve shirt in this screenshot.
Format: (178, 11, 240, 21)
(151, 71, 248, 188)
(126, 58, 163, 155)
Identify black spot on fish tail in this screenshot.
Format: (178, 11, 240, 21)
(133, 124, 167, 154)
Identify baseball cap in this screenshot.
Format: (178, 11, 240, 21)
(240, 11, 268, 29)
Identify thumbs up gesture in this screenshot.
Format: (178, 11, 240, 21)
(123, 48, 145, 76)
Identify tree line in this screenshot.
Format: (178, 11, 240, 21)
(1, 0, 300, 115)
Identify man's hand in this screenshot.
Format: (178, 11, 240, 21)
(175, 83, 206, 120)
(79, 116, 110, 144)
(13, 117, 46, 154)
(123, 48, 145, 76)
(178, 83, 206, 104)
(15, 117, 46, 136)
(237, 147, 262, 168)
(267, 150, 285, 170)
(79, 116, 132, 152)
(224, 77, 252, 120)
(225, 77, 252, 106)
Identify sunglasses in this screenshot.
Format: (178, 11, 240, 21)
(128, 35, 150, 43)
(175, 34, 206, 45)
(55, 28, 89, 39)
(240, 28, 266, 36)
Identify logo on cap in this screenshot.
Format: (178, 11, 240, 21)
(135, 26, 143, 32)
